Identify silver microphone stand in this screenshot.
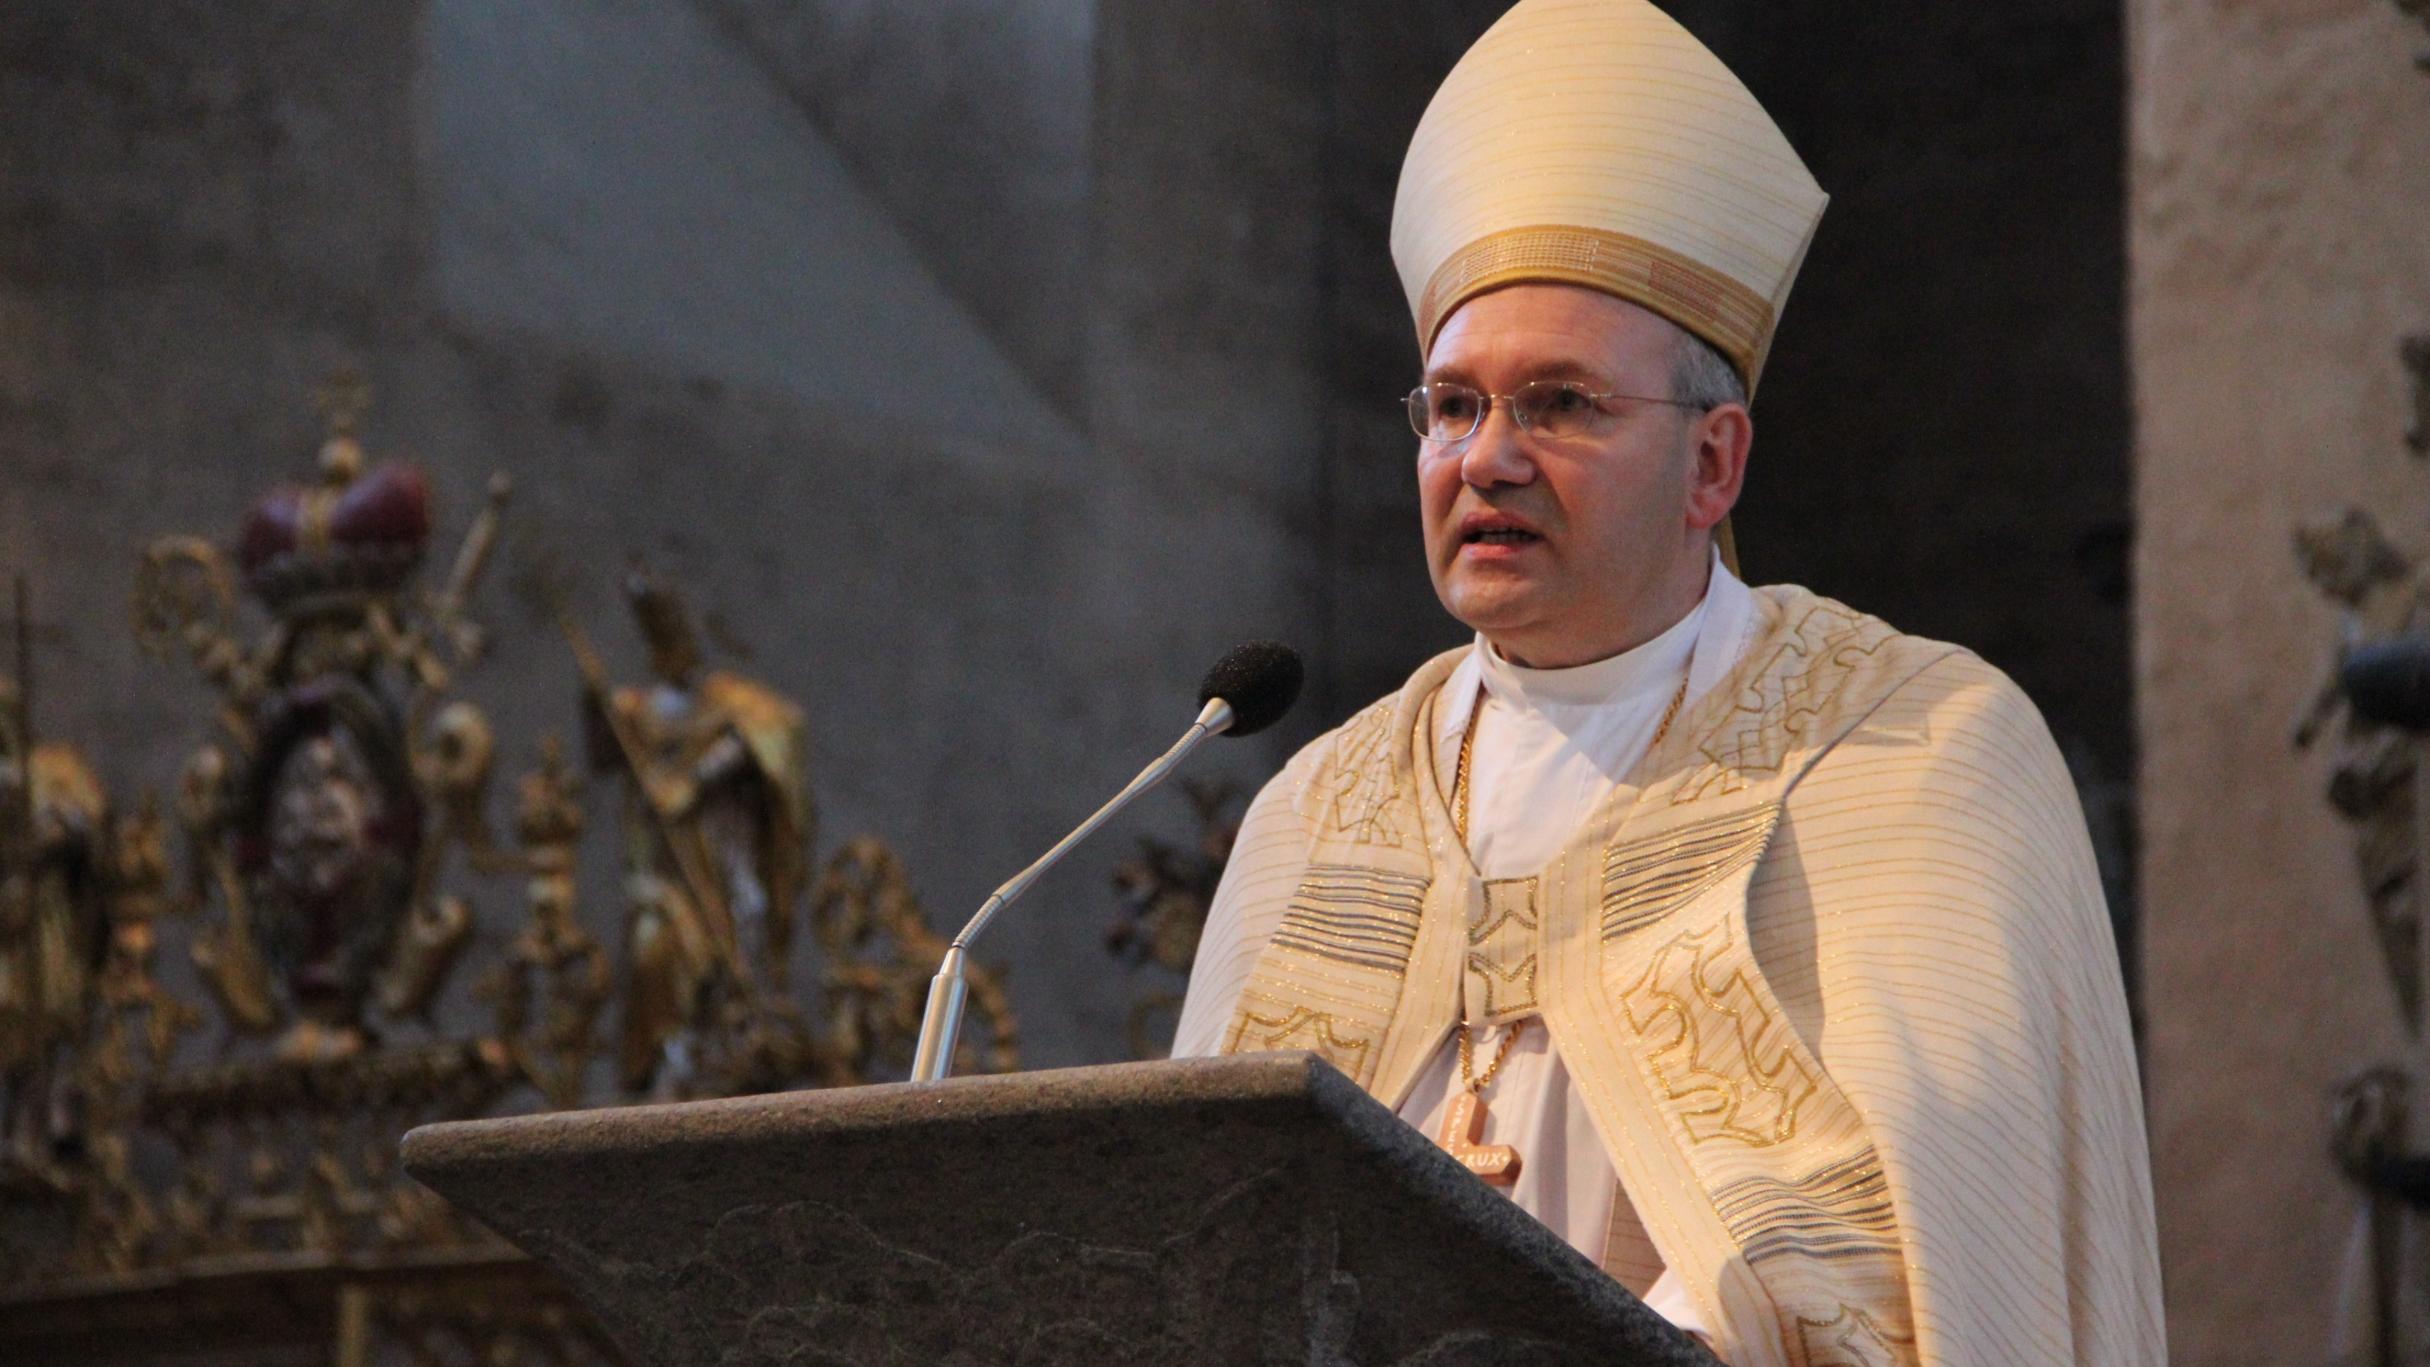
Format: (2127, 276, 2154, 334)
(909, 697, 1236, 1082)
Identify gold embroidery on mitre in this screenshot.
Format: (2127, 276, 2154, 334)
(1794, 1303, 1918, 1367)
(1601, 804, 1782, 941)
(1323, 699, 1409, 847)
(1417, 225, 1774, 387)
(1673, 603, 1893, 805)
(1227, 1006, 1372, 1078)
(1621, 919, 1819, 1147)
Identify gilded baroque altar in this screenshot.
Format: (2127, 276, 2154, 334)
(0, 381, 1018, 1366)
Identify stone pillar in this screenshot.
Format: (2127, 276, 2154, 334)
(2132, 0, 2430, 1359)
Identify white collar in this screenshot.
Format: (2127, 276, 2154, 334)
(1478, 588, 1706, 713)
(1436, 550, 1756, 746)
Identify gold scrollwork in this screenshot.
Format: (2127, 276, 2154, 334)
(1621, 920, 1819, 1148)
(1464, 876, 1541, 1024)
(1324, 700, 1409, 848)
(1228, 1005, 1374, 1078)
(1793, 1302, 1918, 1367)
(1674, 606, 1888, 805)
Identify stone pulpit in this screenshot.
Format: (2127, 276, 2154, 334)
(402, 1051, 1716, 1365)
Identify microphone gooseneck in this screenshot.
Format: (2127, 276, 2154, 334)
(910, 641, 1305, 1082)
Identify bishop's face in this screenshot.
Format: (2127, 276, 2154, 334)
(1417, 285, 1740, 669)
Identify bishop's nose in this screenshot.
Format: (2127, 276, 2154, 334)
(1458, 402, 1539, 488)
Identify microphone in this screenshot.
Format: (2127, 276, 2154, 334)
(910, 641, 1305, 1081)
(2342, 635, 2430, 732)
(1196, 639, 1304, 737)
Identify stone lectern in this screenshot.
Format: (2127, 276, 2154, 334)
(401, 1051, 1717, 1366)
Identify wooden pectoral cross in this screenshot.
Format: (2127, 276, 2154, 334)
(1438, 1090, 1520, 1186)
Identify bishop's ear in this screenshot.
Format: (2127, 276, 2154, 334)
(1683, 404, 1753, 532)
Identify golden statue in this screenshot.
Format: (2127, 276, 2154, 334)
(481, 738, 610, 1110)
(574, 568, 813, 1095)
(0, 672, 111, 1180)
(177, 743, 277, 1038)
(89, 796, 197, 1083)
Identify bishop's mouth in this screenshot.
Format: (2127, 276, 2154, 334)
(1463, 528, 1542, 546)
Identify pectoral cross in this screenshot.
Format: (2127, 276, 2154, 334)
(1438, 1089, 1520, 1186)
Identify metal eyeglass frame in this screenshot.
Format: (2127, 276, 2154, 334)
(1404, 379, 1707, 443)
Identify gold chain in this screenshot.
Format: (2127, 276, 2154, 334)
(1447, 660, 1691, 1097)
(1451, 704, 1482, 846)
(1458, 1014, 1528, 1093)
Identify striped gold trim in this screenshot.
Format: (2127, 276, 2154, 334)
(1416, 225, 1775, 389)
(1600, 805, 1781, 941)
(1266, 863, 1427, 974)
(1712, 1153, 1900, 1266)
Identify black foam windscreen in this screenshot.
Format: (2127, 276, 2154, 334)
(2342, 637, 2430, 732)
(1197, 640, 1304, 738)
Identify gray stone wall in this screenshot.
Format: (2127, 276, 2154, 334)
(0, 0, 1321, 1074)
(697, 0, 1097, 421)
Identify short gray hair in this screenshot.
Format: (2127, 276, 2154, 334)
(1670, 328, 1748, 411)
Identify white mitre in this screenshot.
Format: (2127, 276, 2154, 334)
(1391, 0, 1827, 395)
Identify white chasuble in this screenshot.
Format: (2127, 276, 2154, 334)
(1171, 584, 2164, 1366)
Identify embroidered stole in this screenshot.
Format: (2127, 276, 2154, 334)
(1220, 588, 1956, 1367)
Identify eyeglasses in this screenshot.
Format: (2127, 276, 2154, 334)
(1404, 379, 1703, 443)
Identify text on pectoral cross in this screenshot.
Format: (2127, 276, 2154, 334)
(1438, 1089, 1520, 1186)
